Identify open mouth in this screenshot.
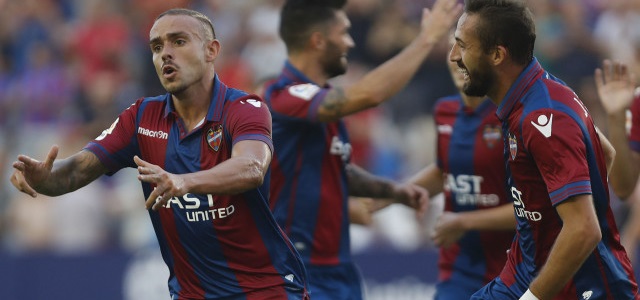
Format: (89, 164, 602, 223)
(162, 65, 177, 77)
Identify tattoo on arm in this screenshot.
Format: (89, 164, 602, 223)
(346, 164, 395, 198)
(319, 87, 347, 121)
(43, 151, 107, 196)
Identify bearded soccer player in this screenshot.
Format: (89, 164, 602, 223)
(262, 0, 461, 299)
(449, 0, 638, 299)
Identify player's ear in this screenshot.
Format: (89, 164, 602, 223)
(493, 45, 507, 66)
(309, 31, 326, 51)
(205, 39, 221, 62)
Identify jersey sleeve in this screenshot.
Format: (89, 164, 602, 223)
(226, 95, 274, 154)
(629, 91, 640, 153)
(84, 99, 141, 174)
(522, 109, 592, 206)
(269, 83, 329, 122)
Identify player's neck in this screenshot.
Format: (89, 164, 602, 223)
(171, 81, 212, 131)
(288, 54, 329, 86)
(461, 94, 485, 110)
(488, 65, 525, 106)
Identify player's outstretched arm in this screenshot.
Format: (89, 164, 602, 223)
(431, 204, 515, 248)
(407, 163, 445, 198)
(525, 194, 601, 300)
(595, 59, 640, 199)
(316, 0, 462, 122)
(346, 163, 429, 215)
(138, 140, 271, 210)
(11, 145, 107, 197)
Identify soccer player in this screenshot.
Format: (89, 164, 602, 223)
(409, 35, 516, 300)
(10, 8, 310, 300)
(594, 59, 640, 199)
(449, 0, 638, 299)
(261, 0, 461, 299)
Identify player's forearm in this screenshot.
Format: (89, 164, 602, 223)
(184, 156, 268, 195)
(606, 113, 640, 199)
(408, 163, 444, 196)
(345, 38, 436, 109)
(346, 163, 396, 198)
(528, 219, 601, 299)
(38, 151, 105, 196)
(459, 203, 516, 231)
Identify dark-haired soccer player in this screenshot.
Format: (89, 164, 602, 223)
(261, 0, 461, 299)
(409, 35, 516, 300)
(11, 8, 310, 300)
(449, 0, 638, 299)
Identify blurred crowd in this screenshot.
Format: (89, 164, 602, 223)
(0, 0, 639, 257)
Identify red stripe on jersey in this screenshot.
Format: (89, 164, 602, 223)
(310, 125, 344, 265)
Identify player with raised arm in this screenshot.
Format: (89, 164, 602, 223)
(262, 0, 462, 298)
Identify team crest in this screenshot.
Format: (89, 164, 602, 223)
(482, 124, 501, 148)
(508, 132, 517, 160)
(206, 125, 223, 152)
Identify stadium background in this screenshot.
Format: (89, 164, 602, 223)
(0, 0, 638, 299)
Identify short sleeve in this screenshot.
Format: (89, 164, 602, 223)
(522, 109, 591, 205)
(225, 95, 274, 154)
(84, 100, 140, 174)
(269, 83, 329, 122)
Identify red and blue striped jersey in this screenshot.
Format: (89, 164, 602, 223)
(434, 95, 514, 287)
(262, 61, 352, 267)
(629, 92, 640, 153)
(496, 59, 638, 299)
(85, 76, 308, 299)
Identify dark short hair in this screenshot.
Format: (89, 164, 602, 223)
(156, 8, 216, 40)
(464, 0, 535, 65)
(279, 0, 347, 53)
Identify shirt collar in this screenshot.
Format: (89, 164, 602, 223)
(163, 75, 228, 122)
(496, 58, 544, 120)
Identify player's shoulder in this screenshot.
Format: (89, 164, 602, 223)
(434, 94, 462, 114)
(274, 82, 324, 102)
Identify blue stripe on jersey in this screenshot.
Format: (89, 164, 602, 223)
(549, 180, 591, 205)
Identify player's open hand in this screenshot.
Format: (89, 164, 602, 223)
(134, 156, 187, 210)
(419, 0, 463, 45)
(392, 183, 429, 215)
(10, 145, 59, 198)
(595, 59, 637, 115)
(431, 211, 465, 248)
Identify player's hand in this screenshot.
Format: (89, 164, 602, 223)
(10, 145, 59, 197)
(419, 0, 463, 45)
(431, 211, 466, 248)
(392, 183, 429, 215)
(595, 59, 637, 115)
(135, 156, 187, 210)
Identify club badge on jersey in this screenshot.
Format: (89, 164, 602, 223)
(483, 124, 501, 148)
(207, 125, 223, 152)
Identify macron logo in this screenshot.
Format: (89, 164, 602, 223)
(138, 127, 168, 140)
(531, 113, 553, 138)
(582, 290, 593, 300)
(284, 274, 295, 282)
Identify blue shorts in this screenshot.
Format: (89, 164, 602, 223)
(435, 275, 487, 300)
(470, 277, 518, 300)
(306, 262, 363, 300)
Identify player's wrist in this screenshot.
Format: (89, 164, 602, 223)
(519, 289, 540, 300)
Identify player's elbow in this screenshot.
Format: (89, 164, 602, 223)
(578, 221, 602, 250)
(243, 159, 267, 188)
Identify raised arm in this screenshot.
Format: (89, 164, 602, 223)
(316, 0, 462, 122)
(11, 145, 108, 197)
(595, 59, 640, 199)
(138, 140, 271, 210)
